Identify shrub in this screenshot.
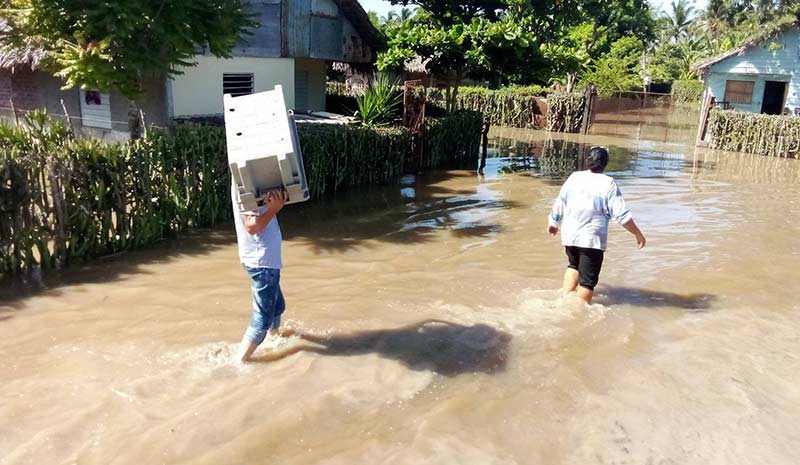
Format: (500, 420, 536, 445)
(707, 109, 800, 157)
(354, 74, 403, 127)
(547, 91, 586, 133)
(672, 80, 704, 105)
(424, 86, 548, 129)
(424, 110, 483, 169)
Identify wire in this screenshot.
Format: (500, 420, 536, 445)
(0, 106, 168, 129)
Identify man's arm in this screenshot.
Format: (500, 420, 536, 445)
(622, 218, 646, 249)
(243, 191, 288, 235)
(607, 181, 645, 249)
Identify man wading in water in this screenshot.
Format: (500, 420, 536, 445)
(233, 186, 290, 362)
(547, 146, 646, 304)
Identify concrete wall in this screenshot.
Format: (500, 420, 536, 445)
(0, 69, 168, 141)
(171, 56, 297, 116)
(705, 28, 800, 113)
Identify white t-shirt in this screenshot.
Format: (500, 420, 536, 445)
(232, 183, 282, 269)
(548, 170, 632, 251)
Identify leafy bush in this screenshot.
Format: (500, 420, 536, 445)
(708, 109, 800, 157)
(583, 36, 644, 97)
(355, 74, 403, 127)
(672, 80, 704, 104)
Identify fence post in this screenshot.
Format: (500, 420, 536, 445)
(696, 91, 714, 147)
(9, 98, 19, 126)
(580, 84, 596, 135)
(479, 117, 490, 174)
(60, 99, 76, 137)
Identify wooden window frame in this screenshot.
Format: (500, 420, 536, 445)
(724, 80, 755, 105)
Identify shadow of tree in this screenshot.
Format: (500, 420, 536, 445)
(597, 286, 716, 311)
(251, 319, 512, 377)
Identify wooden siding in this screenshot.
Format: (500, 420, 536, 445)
(288, 0, 312, 58)
(215, 0, 375, 63)
(231, 0, 282, 58)
(705, 28, 800, 114)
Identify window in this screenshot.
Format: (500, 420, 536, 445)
(724, 80, 755, 104)
(79, 89, 111, 129)
(223, 73, 254, 97)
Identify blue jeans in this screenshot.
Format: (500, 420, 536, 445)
(243, 266, 286, 345)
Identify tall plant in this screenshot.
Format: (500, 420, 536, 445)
(354, 74, 402, 127)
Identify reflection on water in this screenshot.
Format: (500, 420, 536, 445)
(2, 108, 800, 465)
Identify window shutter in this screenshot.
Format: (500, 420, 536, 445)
(223, 74, 254, 97)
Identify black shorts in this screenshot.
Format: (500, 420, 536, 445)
(565, 246, 604, 291)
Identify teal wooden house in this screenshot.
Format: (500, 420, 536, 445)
(694, 23, 800, 116)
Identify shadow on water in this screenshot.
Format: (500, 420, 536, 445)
(598, 286, 716, 311)
(0, 230, 237, 310)
(251, 319, 512, 376)
(281, 170, 522, 253)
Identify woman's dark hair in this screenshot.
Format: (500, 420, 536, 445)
(587, 146, 609, 173)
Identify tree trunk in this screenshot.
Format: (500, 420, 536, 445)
(451, 69, 462, 113)
(128, 101, 143, 140)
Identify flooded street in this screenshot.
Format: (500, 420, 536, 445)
(2, 115, 800, 464)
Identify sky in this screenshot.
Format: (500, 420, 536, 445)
(359, 0, 709, 17)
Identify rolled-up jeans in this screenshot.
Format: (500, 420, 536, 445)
(243, 266, 286, 345)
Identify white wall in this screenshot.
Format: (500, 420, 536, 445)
(171, 56, 296, 116)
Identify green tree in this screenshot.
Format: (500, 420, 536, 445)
(541, 22, 608, 92)
(1, 0, 255, 105)
(583, 36, 644, 96)
(378, 6, 536, 111)
(663, 0, 696, 43)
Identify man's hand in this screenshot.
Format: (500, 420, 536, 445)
(266, 190, 288, 215)
(548, 225, 559, 236)
(243, 190, 288, 235)
(635, 232, 646, 249)
(622, 219, 646, 250)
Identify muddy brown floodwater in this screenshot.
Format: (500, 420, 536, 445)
(2, 111, 800, 464)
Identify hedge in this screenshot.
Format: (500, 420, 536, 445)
(328, 84, 552, 130)
(0, 112, 231, 275)
(424, 110, 483, 169)
(546, 91, 587, 133)
(1, 110, 484, 275)
(672, 80, 704, 105)
(708, 108, 800, 157)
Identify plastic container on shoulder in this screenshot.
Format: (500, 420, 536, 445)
(224, 85, 310, 212)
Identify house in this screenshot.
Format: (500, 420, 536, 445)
(693, 22, 800, 116)
(0, 0, 382, 139)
